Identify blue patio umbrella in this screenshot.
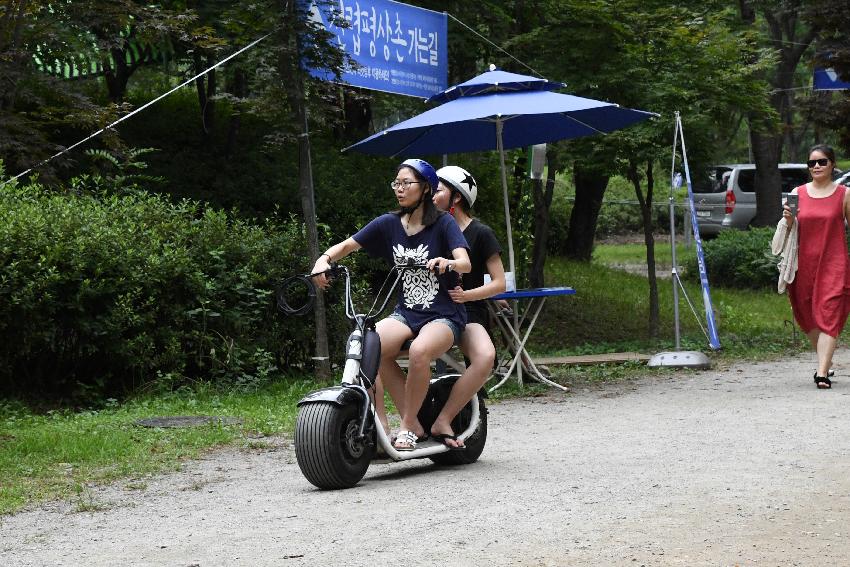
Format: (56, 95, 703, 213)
(343, 68, 656, 278)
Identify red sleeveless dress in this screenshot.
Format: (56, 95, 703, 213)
(788, 184, 850, 337)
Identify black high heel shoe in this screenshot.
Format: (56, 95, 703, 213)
(814, 373, 832, 389)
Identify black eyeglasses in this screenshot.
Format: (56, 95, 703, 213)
(390, 180, 421, 190)
(807, 158, 830, 168)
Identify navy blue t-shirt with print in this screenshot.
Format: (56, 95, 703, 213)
(353, 212, 469, 334)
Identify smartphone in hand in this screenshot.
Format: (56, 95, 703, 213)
(786, 193, 798, 216)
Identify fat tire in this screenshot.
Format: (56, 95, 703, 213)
(295, 402, 374, 489)
(430, 393, 488, 466)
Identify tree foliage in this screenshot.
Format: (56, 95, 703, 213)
(807, 0, 850, 155)
(0, 1, 844, 391)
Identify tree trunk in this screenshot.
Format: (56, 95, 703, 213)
(563, 161, 609, 261)
(742, 4, 818, 227)
(529, 151, 558, 287)
(0, 0, 30, 110)
(194, 53, 216, 135)
(104, 47, 131, 103)
(224, 68, 246, 158)
(629, 159, 659, 339)
(280, 1, 330, 379)
(749, 124, 783, 226)
(341, 87, 371, 141)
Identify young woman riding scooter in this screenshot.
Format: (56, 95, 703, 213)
(310, 158, 471, 452)
(375, 165, 506, 450)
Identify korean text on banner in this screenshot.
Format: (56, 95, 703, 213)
(308, 0, 448, 99)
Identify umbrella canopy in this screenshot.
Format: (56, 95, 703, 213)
(343, 68, 655, 281)
(426, 69, 564, 103)
(343, 87, 654, 157)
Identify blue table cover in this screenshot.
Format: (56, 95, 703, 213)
(491, 286, 575, 300)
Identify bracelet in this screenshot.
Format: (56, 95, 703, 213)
(320, 253, 331, 262)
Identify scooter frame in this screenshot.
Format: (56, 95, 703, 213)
(285, 263, 487, 488)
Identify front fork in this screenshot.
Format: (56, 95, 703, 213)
(342, 325, 379, 441)
(341, 328, 363, 385)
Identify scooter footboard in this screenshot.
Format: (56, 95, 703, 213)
(375, 380, 483, 461)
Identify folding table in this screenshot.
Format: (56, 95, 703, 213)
(487, 286, 576, 392)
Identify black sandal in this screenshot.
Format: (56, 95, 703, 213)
(814, 373, 832, 389)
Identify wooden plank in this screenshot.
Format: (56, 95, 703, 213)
(399, 352, 649, 369)
(531, 352, 650, 366)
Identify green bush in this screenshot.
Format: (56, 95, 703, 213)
(683, 227, 778, 289)
(0, 179, 352, 400)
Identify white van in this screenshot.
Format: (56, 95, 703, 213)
(693, 164, 811, 236)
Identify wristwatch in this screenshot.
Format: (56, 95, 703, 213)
(447, 262, 454, 272)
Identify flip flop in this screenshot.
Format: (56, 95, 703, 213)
(432, 433, 466, 451)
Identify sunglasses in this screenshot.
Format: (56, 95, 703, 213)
(807, 158, 830, 168)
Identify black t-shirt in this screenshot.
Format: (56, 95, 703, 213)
(461, 219, 502, 323)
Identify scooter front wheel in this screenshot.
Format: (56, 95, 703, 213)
(295, 402, 375, 489)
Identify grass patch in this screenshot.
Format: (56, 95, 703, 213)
(0, 378, 319, 515)
(592, 242, 696, 267)
(531, 255, 804, 359)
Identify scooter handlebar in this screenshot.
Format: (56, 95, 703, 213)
(277, 264, 347, 317)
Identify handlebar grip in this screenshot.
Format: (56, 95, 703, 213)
(308, 263, 340, 279)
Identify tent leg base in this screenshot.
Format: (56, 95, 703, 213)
(647, 351, 711, 369)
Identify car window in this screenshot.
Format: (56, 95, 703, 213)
(737, 169, 755, 192)
(693, 166, 732, 193)
(735, 167, 809, 193)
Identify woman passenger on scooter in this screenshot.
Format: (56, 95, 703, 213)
(430, 165, 506, 448)
(310, 159, 471, 452)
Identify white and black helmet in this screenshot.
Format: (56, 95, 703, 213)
(437, 165, 478, 207)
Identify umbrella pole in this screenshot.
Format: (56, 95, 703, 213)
(496, 119, 523, 386)
(496, 120, 516, 278)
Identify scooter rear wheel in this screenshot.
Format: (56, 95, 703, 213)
(430, 393, 487, 466)
(295, 402, 375, 489)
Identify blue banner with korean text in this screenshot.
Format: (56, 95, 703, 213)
(680, 166, 721, 350)
(308, 0, 448, 99)
(813, 68, 850, 91)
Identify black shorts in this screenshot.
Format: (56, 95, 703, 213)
(465, 305, 490, 330)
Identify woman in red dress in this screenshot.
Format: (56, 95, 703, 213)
(784, 144, 850, 389)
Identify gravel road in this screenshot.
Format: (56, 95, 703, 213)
(3, 352, 850, 566)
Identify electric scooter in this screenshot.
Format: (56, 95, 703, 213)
(277, 262, 488, 489)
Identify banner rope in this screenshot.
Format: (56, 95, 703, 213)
(1, 33, 270, 189)
(446, 13, 542, 77)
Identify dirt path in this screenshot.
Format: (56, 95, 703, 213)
(3, 352, 850, 566)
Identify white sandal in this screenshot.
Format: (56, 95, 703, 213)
(393, 430, 418, 451)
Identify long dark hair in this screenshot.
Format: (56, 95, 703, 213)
(393, 165, 443, 227)
(809, 143, 836, 164)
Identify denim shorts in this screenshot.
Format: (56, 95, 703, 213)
(389, 311, 462, 346)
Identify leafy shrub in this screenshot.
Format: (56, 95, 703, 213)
(0, 179, 353, 400)
(683, 227, 778, 289)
